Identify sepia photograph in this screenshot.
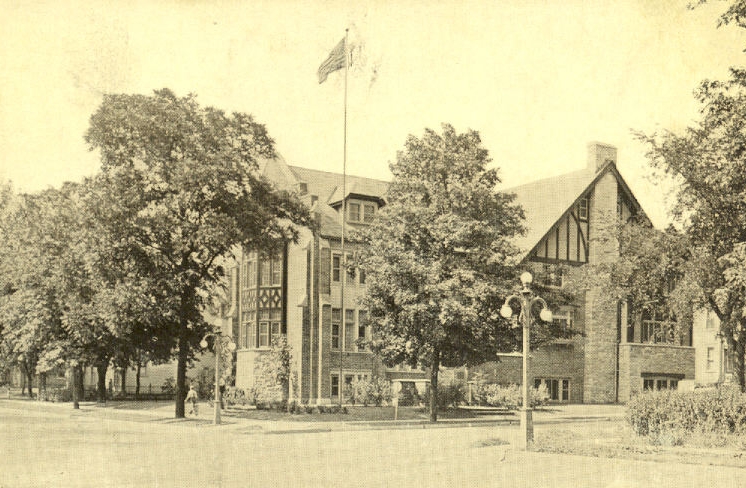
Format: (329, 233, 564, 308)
(2, 1, 746, 486)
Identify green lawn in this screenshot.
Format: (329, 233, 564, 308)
(534, 420, 746, 468)
(223, 405, 485, 422)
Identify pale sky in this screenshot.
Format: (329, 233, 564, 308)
(2, 0, 746, 228)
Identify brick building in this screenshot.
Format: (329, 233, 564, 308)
(469, 142, 694, 403)
(230, 143, 694, 404)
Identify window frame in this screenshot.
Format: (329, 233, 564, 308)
(331, 308, 341, 349)
(706, 347, 715, 371)
(332, 254, 341, 283)
(258, 321, 269, 348)
(578, 197, 589, 222)
(348, 202, 361, 222)
(363, 203, 376, 223)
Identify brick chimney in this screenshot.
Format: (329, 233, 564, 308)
(587, 142, 617, 172)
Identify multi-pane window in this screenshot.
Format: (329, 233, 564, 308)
(332, 254, 341, 282)
(346, 253, 355, 282)
(259, 322, 269, 348)
(270, 309, 282, 339)
(643, 376, 679, 391)
(706, 347, 715, 371)
(272, 256, 282, 286)
(259, 253, 282, 287)
(260, 259, 271, 287)
(578, 197, 589, 221)
(641, 309, 674, 344)
(726, 351, 734, 373)
(349, 203, 361, 222)
(331, 374, 340, 397)
(357, 310, 368, 350)
(331, 308, 341, 349)
(240, 310, 256, 349)
(345, 309, 355, 351)
(363, 204, 376, 223)
(249, 320, 257, 349)
(359, 268, 366, 284)
(552, 308, 574, 332)
(706, 310, 717, 329)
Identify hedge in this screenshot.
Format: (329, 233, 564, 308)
(627, 385, 746, 438)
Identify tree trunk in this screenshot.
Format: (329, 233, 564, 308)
(121, 367, 127, 396)
(175, 332, 188, 418)
(175, 288, 193, 418)
(40, 373, 47, 401)
(135, 361, 141, 399)
(20, 364, 27, 396)
(734, 335, 746, 393)
(429, 349, 440, 423)
(76, 367, 85, 401)
(96, 362, 107, 403)
(71, 366, 80, 409)
(25, 369, 34, 399)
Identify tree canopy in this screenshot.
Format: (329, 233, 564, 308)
(638, 68, 746, 389)
(359, 124, 526, 421)
(84, 89, 311, 417)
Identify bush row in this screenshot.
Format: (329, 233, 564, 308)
(627, 385, 746, 438)
(472, 383, 550, 409)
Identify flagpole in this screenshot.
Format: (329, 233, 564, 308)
(339, 27, 349, 407)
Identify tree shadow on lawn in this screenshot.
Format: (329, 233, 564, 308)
(533, 421, 746, 468)
(223, 406, 484, 423)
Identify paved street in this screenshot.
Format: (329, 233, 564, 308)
(1, 400, 744, 488)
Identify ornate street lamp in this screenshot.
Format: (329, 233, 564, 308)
(201, 331, 237, 425)
(500, 271, 553, 450)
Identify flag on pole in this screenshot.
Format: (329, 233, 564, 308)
(317, 37, 347, 84)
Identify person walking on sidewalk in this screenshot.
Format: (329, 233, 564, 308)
(185, 384, 198, 416)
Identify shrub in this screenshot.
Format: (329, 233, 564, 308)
(421, 382, 466, 410)
(478, 383, 549, 410)
(367, 378, 392, 406)
(223, 387, 252, 407)
(344, 377, 392, 406)
(161, 377, 176, 395)
(627, 385, 746, 439)
(50, 387, 72, 402)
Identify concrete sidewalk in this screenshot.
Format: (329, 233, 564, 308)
(0, 397, 626, 435)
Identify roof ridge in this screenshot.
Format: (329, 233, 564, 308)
(288, 165, 389, 184)
(502, 167, 594, 193)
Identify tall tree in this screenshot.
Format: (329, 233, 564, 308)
(84, 89, 310, 417)
(359, 124, 525, 422)
(638, 68, 746, 390)
(575, 218, 698, 344)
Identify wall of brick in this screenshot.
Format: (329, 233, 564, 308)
(286, 235, 310, 402)
(471, 343, 585, 403)
(583, 171, 621, 403)
(618, 343, 695, 400)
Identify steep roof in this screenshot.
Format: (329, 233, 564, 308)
(505, 161, 646, 257)
(264, 151, 646, 253)
(288, 165, 389, 238)
(289, 166, 389, 205)
(506, 168, 597, 255)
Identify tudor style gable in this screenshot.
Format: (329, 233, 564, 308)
(509, 142, 645, 267)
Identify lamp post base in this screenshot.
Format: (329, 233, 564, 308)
(519, 408, 534, 450)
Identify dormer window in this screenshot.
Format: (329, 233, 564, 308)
(349, 203, 361, 222)
(578, 197, 589, 221)
(363, 204, 376, 223)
